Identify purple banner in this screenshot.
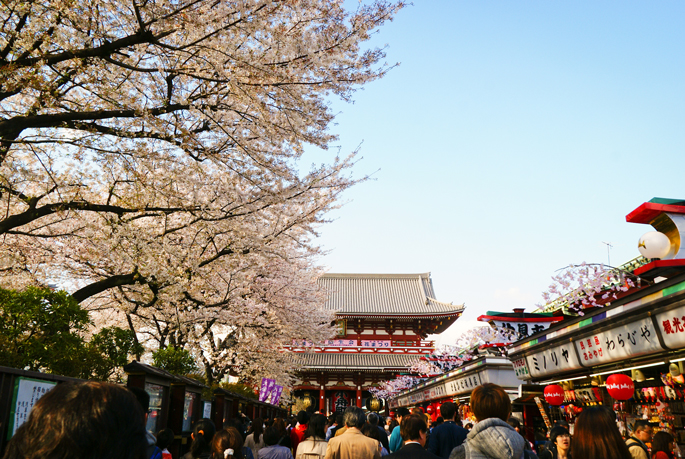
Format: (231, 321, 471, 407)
(271, 385, 283, 405)
(259, 378, 275, 402)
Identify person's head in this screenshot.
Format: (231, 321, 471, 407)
(211, 427, 244, 459)
(296, 410, 310, 426)
(395, 407, 410, 422)
(190, 418, 217, 457)
(263, 426, 281, 446)
(400, 415, 428, 446)
(361, 423, 383, 443)
(632, 419, 653, 443)
(439, 401, 457, 420)
(129, 386, 151, 417)
(250, 417, 264, 442)
(272, 417, 287, 436)
(304, 414, 327, 440)
(570, 406, 632, 459)
(335, 414, 343, 427)
(464, 423, 473, 430)
(652, 431, 675, 458)
(342, 406, 366, 429)
(367, 412, 379, 426)
(549, 426, 570, 452)
(4, 381, 147, 459)
(470, 383, 511, 422)
(157, 428, 175, 450)
(507, 417, 522, 433)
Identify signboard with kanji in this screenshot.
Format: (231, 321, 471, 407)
(574, 317, 663, 365)
(512, 357, 532, 380)
(444, 372, 483, 396)
(8, 377, 57, 439)
(656, 305, 685, 349)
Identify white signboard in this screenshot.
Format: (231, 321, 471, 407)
(491, 320, 554, 339)
(574, 317, 663, 365)
(656, 305, 685, 349)
(10, 378, 57, 436)
(526, 342, 583, 378)
(203, 401, 212, 419)
(409, 391, 424, 404)
(428, 384, 447, 400)
(512, 357, 532, 380)
(445, 372, 483, 396)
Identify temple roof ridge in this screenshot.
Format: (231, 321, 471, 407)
(318, 272, 464, 317)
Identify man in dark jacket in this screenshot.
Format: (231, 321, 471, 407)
(387, 415, 440, 459)
(427, 402, 467, 459)
(367, 412, 390, 452)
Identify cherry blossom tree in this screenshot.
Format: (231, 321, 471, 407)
(0, 0, 403, 383)
(538, 262, 646, 315)
(370, 326, 518, 399)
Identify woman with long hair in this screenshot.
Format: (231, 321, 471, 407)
(652, 431, 675, 459)
(295, 414, 328, 459)
(211, 427, 245, 459)
(570, 406, 631, 459)
(245, 418, 265, 459)
(183, 419, 217, 459)
(272, 418, 292, 450)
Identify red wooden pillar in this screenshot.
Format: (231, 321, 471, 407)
(212, 392, 225, 429)
(319, 386, 325, 413)
(356, 386, 362, 408)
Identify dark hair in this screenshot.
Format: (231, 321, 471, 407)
(304, 414, 327, 440)
(361, 423, 383, 443)
(367, 412, 379, 426)
(652, 431, 674, 459)
(507, 417, 521, 431)
(342, 406, 366, 428)
(633, 419, 651, 433)
(263, 426, 281, 446)
(549, 426, 570, 445)
(190, 418, 216, 458)
(296, 410, 310, 425)
(157, 428, 175, 450)
(471, 383, 511, 422)
(4, 382, 147, 459)
(211, 427, 244, 459)
(250, 418, 264, 444)
(336, 414, 344, 425)
(439, 401, 457, 420)
(129, 386, 151, 412)
(400, 415, 427, 442)
(272, 418, 287, 437)
(395, 407, 410, 418)
(571, 406, 631, 459)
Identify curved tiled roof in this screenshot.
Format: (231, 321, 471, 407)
(293, 352, 418, 370)
(319, 273, 464, 317)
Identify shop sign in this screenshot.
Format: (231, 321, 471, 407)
(512, 357, 532, 380)
(574, 317, 663, 365)
(409, 391, 424, 404)
(526, 342, 583, 378)
(656, 305, 685, 349)
(428, 384, 447, 400)
(361, 340, 391, 348)
(491, 320, 552, 339)
(444, 372, 483, 396)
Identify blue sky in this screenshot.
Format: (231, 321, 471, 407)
(303, 1, 685, 344)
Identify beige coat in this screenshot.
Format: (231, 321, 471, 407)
(296, 437, 328, 459)
(324, 428, 380, 459)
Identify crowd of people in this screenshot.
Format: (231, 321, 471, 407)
(1, 381, 679, 459)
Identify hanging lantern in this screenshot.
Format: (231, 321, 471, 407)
(606, 373, 635, 400)
(544, 384, 565, 406)
(638, 231, 671, 259)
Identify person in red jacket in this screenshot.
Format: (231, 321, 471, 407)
(290, 411, 310, 453)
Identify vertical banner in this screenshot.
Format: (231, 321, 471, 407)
(534, 396, 552, 430)
(259, 378, 276, 402)
(271, 386, 283, 405)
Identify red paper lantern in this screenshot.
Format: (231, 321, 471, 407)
(426, 405, 434, 414)
(544, 384, 565, 405)
(606, 373, 635, 400)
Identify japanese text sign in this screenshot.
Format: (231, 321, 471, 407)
(574, 317, 662, 365)
(526, 342, 582, 379)
(444, 372, 483, 396)
(656, 305, 685, 349)
(9, 378, 57, 438)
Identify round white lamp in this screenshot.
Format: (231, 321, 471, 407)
(638, 231, 671, 259)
